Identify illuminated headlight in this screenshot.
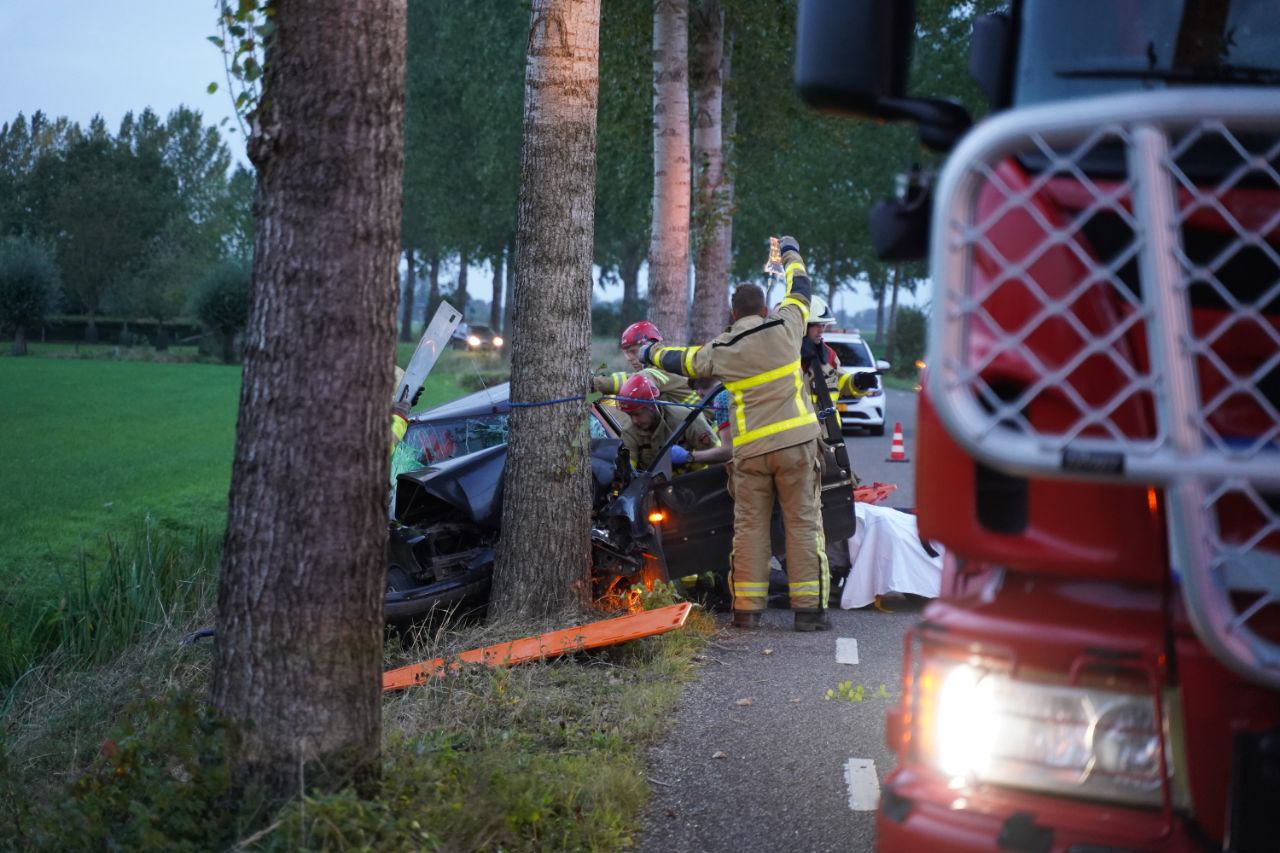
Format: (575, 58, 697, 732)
(865, 389, 883, 397)
(915, 659, 1166, 806)
(467, 335, 482, 347)
(492, 336, 504, 348)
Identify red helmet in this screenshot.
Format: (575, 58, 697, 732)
(620, 320, 663, 349)
(618, 374, 660, 414)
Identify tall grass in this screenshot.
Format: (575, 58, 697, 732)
(0, 516, 219, 690)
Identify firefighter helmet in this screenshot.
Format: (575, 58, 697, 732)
(617, 373, 660, 414)
(808, 295, 836, 326)
(620, 320, 663, 349)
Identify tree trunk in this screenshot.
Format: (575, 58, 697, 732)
(689, 0, 728, 344)
(85, 314, 99, 344)
(493, 0, 600, 619)
(400, 246, 416, 341)
(455, 250, 469, 315)
(647, 0, 691, 343)
(221, 330, 236, 364)
(884, 265, 901, 366)
(719, 24, 735, 300)
(874, 277, 887, 346)
(619, 251, 642, 326)
(212, 0, 406, 794)
(502, 240, 515, 341)
(489, 252, 503, 330)
(10, 325, 27, 356)
(155, 320, 170, 352)
(427, 250, 440, 317)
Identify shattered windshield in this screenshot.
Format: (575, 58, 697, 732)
(1016, 0, 1280, 105)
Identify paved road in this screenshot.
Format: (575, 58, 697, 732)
(638, 605, 924, 852)
(638, 386, 925, 852)
(844, 387, 918, 509)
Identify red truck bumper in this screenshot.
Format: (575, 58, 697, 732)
(877, 767, 1202, 852)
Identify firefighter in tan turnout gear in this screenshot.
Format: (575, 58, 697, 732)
(592, 321, 701, 409)
(640, 236, 830, 631)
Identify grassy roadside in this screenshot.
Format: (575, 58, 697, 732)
(1, 581, 712, 850)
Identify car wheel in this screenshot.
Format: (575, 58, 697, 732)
(869, 424, 885, 437)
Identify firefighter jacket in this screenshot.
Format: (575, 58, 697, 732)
(621, 404, 720, 472)
(643, 247, 820, 460)
(592, 367, 700, 408)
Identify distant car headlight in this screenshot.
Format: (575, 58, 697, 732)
(492, 336, 504, 348)
(467, 335, 482, 347)
(915, 657, 1167, 806)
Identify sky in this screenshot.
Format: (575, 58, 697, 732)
(0, 1, 927, 314)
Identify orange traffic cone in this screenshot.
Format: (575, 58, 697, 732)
(886, 422, 909, 462)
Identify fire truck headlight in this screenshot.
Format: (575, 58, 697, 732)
(918, 658, 1166, 807)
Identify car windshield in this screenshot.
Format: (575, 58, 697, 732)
(1015, 0, 1280, 106)
(827, 341, 873, 368)
(401, 414, 510, 467)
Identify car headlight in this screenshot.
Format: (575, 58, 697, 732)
(467, 335, 482, 347)
(493, 335, 504, 348)
(915, 657, 1167, 807)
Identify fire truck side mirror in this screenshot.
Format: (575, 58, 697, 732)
(969, 13, 1014, 112)
(794, 0, 913, 117)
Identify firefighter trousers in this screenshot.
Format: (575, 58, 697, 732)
(729, 438, 828, 612)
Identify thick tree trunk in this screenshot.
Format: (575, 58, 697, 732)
(689, 0, 729, 343)
(10, 325, 27, 356)
(455, 250, 469, 315)
(489, 252, 503, 330)
(212, 0, 405, 794)
(427, 250, 440, 316)
(884, 265, 901, 366)
(619, 251, 642, 326)
(647, 0, 691, 343)
(493, 0, 600, 619)
(719, 25, 735, 297)
(400, 246, 416, 341)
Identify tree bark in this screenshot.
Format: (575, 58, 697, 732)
(647, 0, 691, 343)
(884, 264, 901, 366)
(489, 252, 504, 330)
(427, 249, 440, 317)
(619, 251, 642, 326)
(493, 0, 600, 619)
(212, 0, 406, 794)
(719, 25, 735, 299)
(689, 0, 729, 343)
(10, 325, 27, 356)
(874, 276, 887, 346)
(400, 246, 416, 341)
(455, 249, 469, 314)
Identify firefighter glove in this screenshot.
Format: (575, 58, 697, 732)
(668, 445, 692, 465)
(853, 372, 878, 391)
(392, 401, 412, 420)
(638, 342, 656, 366)
(779, 235, 801, 256)
(411, 386, 423, 407)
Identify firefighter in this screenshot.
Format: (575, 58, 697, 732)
(592, 321, 701, 409)
(800, 295, 875, 426)
(639, 236, 830, 631)
(617, 374, 720, 472)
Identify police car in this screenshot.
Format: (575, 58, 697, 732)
(822, 331, 890, 436)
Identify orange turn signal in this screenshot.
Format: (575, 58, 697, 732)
(647, 510, 666, 524)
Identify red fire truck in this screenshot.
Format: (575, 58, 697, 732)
(797, 1, 1280, 849)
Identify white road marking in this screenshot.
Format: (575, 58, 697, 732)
(836, 637, 860, 665)
(843, 758, 880, 811)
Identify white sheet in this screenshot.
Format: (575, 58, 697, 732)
(839, 503, 943, 609)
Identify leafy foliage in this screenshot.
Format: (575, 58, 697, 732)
(192, 261, 251, 362)
(0, 236, 60, 352)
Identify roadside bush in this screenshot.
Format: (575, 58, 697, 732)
(192, 261, 250, 363)
(890, 304, 928, 374)
(0, 237, 61, 356)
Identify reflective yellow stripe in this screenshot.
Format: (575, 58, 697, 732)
(391, 414, 408, 442)
(792, 365, 807, 417)
(735, 582, 769, 598)
(732, 386, 747, 436)
(784, 260, 806, 285)
(781, 295, 809, 323)
(732, 412, 818, 447)
(683, 346, 700, 377)
(789, 581, 819, 591)
(724, 360, 803, 392)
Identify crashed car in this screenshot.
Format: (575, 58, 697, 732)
(386, 383, 855, 622)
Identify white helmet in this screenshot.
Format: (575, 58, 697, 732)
(807, 295, 836, 326)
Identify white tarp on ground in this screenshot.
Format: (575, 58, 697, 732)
(840, 503, 943, 609)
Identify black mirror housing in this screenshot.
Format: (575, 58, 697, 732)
(969, 13, 1013, 111)
(794, 0, 915, 117)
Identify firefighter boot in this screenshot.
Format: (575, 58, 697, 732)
(794, 609, 830, 632)
(732, 611, 761, 629)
